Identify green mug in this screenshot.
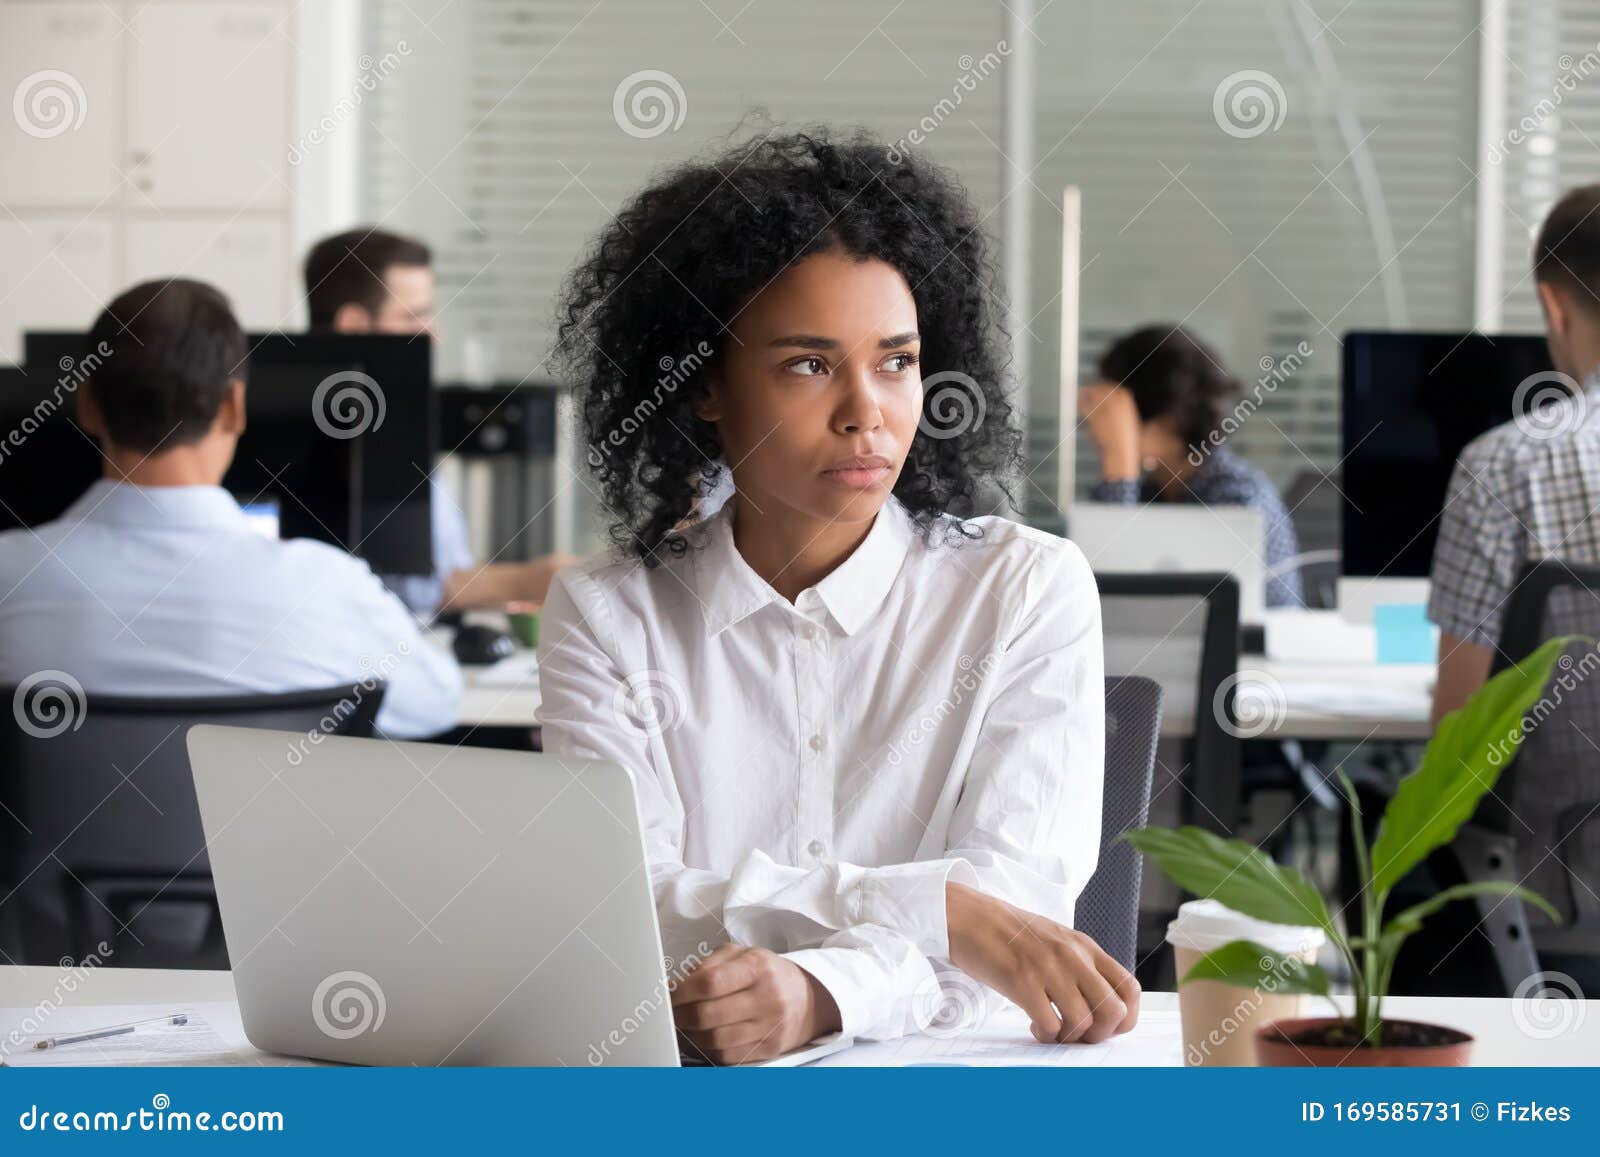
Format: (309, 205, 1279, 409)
(507, 608, 540, 650)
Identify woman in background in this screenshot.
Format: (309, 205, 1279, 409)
(1079, 324, 1304, 608)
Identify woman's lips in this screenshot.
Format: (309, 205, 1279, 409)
(822, 464, 892, 489)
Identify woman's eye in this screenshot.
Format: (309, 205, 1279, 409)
(787, 356, 829, 376)
(882, 353, 919, 373)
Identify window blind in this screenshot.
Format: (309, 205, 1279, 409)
(1027, 0, 1481, 515)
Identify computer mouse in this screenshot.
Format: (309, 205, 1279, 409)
(452, 624, 517, 666)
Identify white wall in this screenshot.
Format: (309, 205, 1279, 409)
(0, 0, 363, 359)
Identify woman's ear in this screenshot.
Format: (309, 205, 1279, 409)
(695, 371, 724, 423)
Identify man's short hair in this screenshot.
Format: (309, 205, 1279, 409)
(303, 228, 432, 328)
(85, 279, 248, 453)
(1534, 185, 1600, 314)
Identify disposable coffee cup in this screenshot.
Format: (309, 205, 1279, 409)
(1167, 899, 1325, 1067)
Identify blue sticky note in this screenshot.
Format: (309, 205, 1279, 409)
(1374, 603, 1434, 664)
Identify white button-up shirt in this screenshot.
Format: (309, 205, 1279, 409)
(0, 480, 462, 738)
(537, 496, 1104, 1040)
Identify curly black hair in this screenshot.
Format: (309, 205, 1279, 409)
(1097, 324, 1239, 451)
(554, 127, 1022, 565)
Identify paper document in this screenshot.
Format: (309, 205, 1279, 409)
(812, 1006, 1182, 1067)
(1284, 681, 1431, 719)
(0, 1008, 248, 1067)
(472, 653, 540, 688)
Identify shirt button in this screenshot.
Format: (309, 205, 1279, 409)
(808, 733, 824, 752)
(807, 838, 825, 857)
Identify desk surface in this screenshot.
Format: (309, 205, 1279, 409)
(2, 966, 1591, 1067)
(450, 647, 1431, 742)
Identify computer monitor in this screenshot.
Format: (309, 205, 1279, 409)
(2, 333, 434, 576)
(1340, 330, 1555, 583)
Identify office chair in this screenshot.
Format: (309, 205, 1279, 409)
(1351, 560, 1600, 997)
(0, 682, 384, 970)
(1470, 561, 1600, 992)
(1095, 573, 1241, 835)
(1281, 469, 1343, 610)
(1076, 676, 1163, 970)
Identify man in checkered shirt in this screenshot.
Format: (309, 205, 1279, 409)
(1428, 185, 1600, 726)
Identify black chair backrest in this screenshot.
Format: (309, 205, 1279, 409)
(1281, 469, 1342, 609)
(0, 682, 384, 969)
(1486, 560, 1600, 927)
(1077, 676, 1163, 969)
(1096, 573, 1241, 834)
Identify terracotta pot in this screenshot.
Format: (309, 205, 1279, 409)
(1256, 1017, 1474, 1067)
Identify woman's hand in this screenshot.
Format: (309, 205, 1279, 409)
(946, 881, 1140, 1044)
(1077, 379, 1142, 483)
(670, 943, 842, 1065)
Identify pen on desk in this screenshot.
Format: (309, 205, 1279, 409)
(32, 1013, 188, 1051)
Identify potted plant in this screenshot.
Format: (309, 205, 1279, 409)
(1126, 635, 1573, 1066)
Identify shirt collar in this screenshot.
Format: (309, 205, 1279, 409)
(692, 496, 915, 638)
(63, 479, 250, 530)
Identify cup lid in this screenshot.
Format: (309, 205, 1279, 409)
(1165, 898, 1326, 956)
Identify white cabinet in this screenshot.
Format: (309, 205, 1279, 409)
(0, 219, 116, 363)
(0, 0, 300, 364)
(0, 2, 121, 206)
(127, 3, 292, 212)
(126, 219, 290, 328)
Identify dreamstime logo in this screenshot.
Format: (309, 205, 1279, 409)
(914, 970, 988, 1038)
(587, 339, 714, 467)
(1183, 942, 1318, 1065)
(1214, 670, 1288, 739)
(1, 941, 113, 1057)
(1511, 370, 1588, 441)
(1511, 970, 1586, 1039)
(1188, 341, 1312, 467)
(0, 340, 111, 468)
(1486, 644, 1600, 766)
(886, 41, 1012, 162)
(1212, 70, 1287, 139)
(288, 40, 411, 165)
(13, 70, 87, 139)
(311, 970, 386, 1039)
(312, 370, 386, 439)
(1487, 42, 1600, 165)
(612, 70, 687, 139)
(612, 670, 688, 737)
(918, 370, 986, 440)
(13, 669, 87, 739)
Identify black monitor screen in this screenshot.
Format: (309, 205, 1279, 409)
(2, 333, 434, 576)
(1341, 331, 1555, 578)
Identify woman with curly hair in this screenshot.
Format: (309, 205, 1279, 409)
(537, 129, 1135, 1063)
(1079, 324, 1304, 606)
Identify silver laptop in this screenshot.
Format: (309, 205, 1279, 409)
(1069, 502, 1267, 622)
(189, 726, 846, 1067)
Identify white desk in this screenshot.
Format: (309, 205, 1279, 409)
(2, 966, 1592, 1067)
(457, 651, 541, 729)
(448, 647, 1432, 743)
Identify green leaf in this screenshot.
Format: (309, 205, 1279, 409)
(1180, 939, 1331, 997)
(1123, 826, 1333, 932)
(1383, 880, 1562, 943)
(1369, 636, 1577, 893)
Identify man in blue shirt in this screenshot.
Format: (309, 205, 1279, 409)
(0, 278, 461, 738)
(303, 229, 575, 614)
